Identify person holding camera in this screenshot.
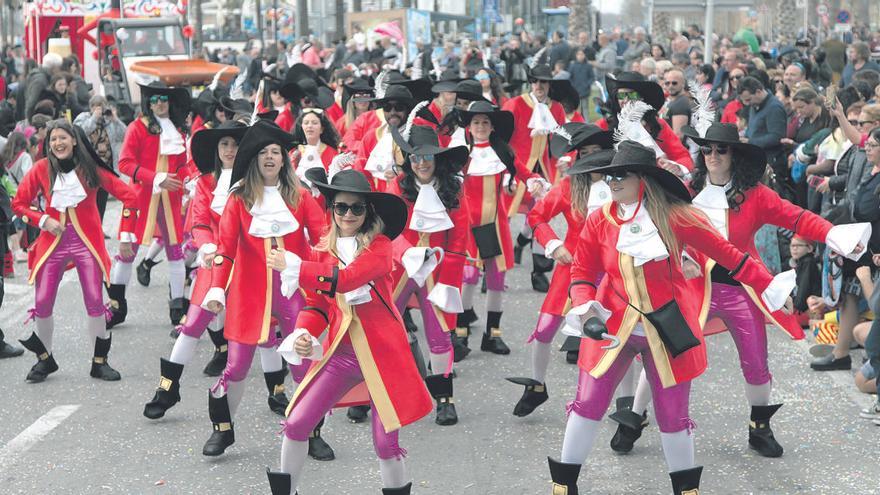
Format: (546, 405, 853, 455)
(74, 95, 126, 221)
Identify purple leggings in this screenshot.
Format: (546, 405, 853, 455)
(394, 279, 452, 355)
(34, 226, 105, 318)
(216, 276, 307, 388)
(462, 263, 505, 291)
(569, 334, 692, 433)
(528, 313, 564, 343)
(116, 200, 183, 262)
(282, 342, 404, 459)
(709, 283, 771, 385)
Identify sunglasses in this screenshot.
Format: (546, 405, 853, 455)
(616, 91, 641, 101)
(700, 145, 730, 155)
(149, 95, 169, 104)
(730, 75, 743, 81)
(332, 202, 367, 217)
(383, 103, 408, 112)
(409, 154, 434, 163)
(859, 120, 878, 126)
(848, 119, 860, 126)
(865, 141, 880, 149)
(475, 73, 491, 81)
(604, 171, 632, 182)
(302, 107, 324, 115)
(663, 81, 680, 86)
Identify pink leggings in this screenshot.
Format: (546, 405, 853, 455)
(569, 334, 692, 433)
(709, 283, 771, 385)
(394, 279, 452, 354)
(462, 263, 505, 291)
(34, 226, 105, 318)
(527, 313, 564, 344)
(116, 201, 183, 262)
(282, 342, 404, 459)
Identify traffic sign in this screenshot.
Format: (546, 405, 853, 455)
(816, 3, 828, 16)
(836, 10, 850, 23)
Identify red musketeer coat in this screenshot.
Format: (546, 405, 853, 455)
(286, 235, 433, 433)
(570, 203, 776, 388)
(13, 159, 138, 284)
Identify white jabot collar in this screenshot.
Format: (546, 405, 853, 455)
(410, 180, 453, 232)
(210, 169, 233, 215)
(50, 170, 87, 211)
(615, 201, 669, 266)
(528, 93, 556, 136)
(157, 117, 185, 155)
(692, 182, 731, 239)
(296, 144, 324, 185)
(467, 144, 506, 176)
(335, 237, 372, 305)
(587, 180, 611, 214)
(448, 126, 467, 147)
(364, 129, 395, 180)
(248, 186, 300, 237)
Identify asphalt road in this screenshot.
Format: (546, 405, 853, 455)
(0, 202, 877, 494)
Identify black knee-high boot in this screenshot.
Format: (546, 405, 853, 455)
(136, 258, 161, 287)
(144, 358, 184, 419)
(19, 332, 58, 382)
(669, 466, 702, 494)
(530, 253, 553, 293)
(266, 468, 294, 495)
(548, 457, 581, 494)
(90, 335, 121, 381)
(264, 369, 289, 416)
(203, 329, 228, 376)
(106, 283, 127, 329)
(425, 373, 458, 425)
(608, 396, 648, 453)
(203, 392, 235, 456)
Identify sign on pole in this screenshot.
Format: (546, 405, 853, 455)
(836, 10, 850, 23)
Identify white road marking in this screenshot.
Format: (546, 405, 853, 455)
(0, 404, 81, 471)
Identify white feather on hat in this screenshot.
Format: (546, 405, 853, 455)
(612, 100, 665, 158)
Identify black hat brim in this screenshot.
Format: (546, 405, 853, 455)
(605, 76, 665, 111)
(389, 125, 469, 173)
(565, 149, 616, 176)
(230, 120, 299, 187)
(390, 78, 433, 104)
(681, 125, 767, 167)
(550, 123, 614, 157)
(587, 162, 691, 203)
(431, 80, 462, 93)
(139, 83, 192, 114)
(457, 107, 514, 142)
(191, 124, 248, 174)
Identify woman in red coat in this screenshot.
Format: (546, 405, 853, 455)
(13, 120, 138, 382)
(265, 169, 432, 495)
(290, 108, 340, 181)
(335, 78, 374, 146)
(452, 101, 549, 359)
(387, 124, 470, 425)
(507, 125, 614, 418)
(199, 120, 327, 457)
(617, 123, 870, 458)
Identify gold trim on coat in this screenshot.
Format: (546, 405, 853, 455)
(28, 211, 67, 285)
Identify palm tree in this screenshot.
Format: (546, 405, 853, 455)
(568, 0, 591, 42)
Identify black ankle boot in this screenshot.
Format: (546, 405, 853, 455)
(382, 482, 412, 495)
(106, 283, 127, 329)
(548, 457, 581, 495)
(203, 329, 228, 376)
(136, 258, 161, 287)
(90, 336, 121, 381)
(203, 392, 235, 456)
(513, 233, 530, 264)
(608, 400, 648, 454)
(264, 369, 289, 416)
(266, 468, 293, 495)
(169, 297, 189, 326)
(530, 254, 553, 293)
(459, 308, 478, 327)
(347, 405, 369, 423)
(480, 311, 510, 355)
(560, 336, 580, 364)
(507, 377, 548, 417)
(308, 418, 335, 461)
(19, 332, 58, 382)
(452, 312, 473, 362)
(669, 466, 702, 494)
(426, 374, 458, 425)
(0, 328, 24, 358)
(144, 358, 184, 419)
(749, 404, 784, 457)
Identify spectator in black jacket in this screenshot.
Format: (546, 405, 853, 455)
(23, 52, 62, 122)
(739, 76, 788, 187)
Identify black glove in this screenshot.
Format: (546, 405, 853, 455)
(582, 316, 607, 341)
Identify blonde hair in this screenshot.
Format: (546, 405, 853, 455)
(316, 196, 386, 255)
(569, 173, 592, 217)
(235, 152, 301, 210)
(641, 176, 710, 264)
(862, 104, 880, 123)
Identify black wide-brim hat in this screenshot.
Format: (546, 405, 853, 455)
(139, 81, 192, 115)
(220, 96, 253, 118)
(191, 121, 248, 174)
(605, 72, 665, 111)
(457, 100, 514, 142)
(368, 84, 415, 108)
(390, 77, 433, 104)
(344, 77, 375, 108)
(681, 122, 766, 167)
(296, 79, 335, 109)
(550, 123, 614, 157)
(549, 79, 580, 109)
(194, 87, 226, 121)
(389, 125, 469, 173)
(565, 148, 615, 176)
(453, 80, 489, 103)
(305, 168, 408, 240)
(230, 119, 298, 187)
(431, 69, 463, 93)
(527, 64, 554, 81)
(587, 141, 691, 203)
(280, 63, 331, 102)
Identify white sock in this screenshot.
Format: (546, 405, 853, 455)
(461, 283, 477, 311)
(744, 381, 772, 406)
(280, 436, 308, 494)
(429, 351, 451, 376)
(110, 260, 133, 285)
(226, 379, 247, 419)
(660, 430, 695, 472)
(168, 259, 186, 299)
(145, 240, 164, 261)
(35, 317, 54, 352)
(259, 345, 284, 373)
(87, 316, 108, 341)
(213, 310, 225, 329)
(486, 289, 503, 313)
(531, 340, 552, 383)
(169, 334, 200, 365)
(632, 368, 652, 415)
(519, 223, 533, 238)
(532, 240, 546, 256)
(617, 360, 637, 398)
(560, 413, 600, 464)
(378, 457, 408, 489)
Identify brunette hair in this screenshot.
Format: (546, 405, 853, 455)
(44, 119, 102, 189)
(398, 157, 462, 209)
(690, 147, 763, 211)
(233, 146, 301, 210)
(291, 109, 340, 149)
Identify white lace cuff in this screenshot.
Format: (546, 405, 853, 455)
(119, 232, 137, 243)
(202, 287, 226, 310)
(545, 239, 564, 260)
(152, 172, 168, 195)
(345, 285, 373, 305)
(760, 270, 797, 312)
(427, 283, 463, 313)
(526, 177, 551, 197)
(826, 223, 872, 261)
(280, 251, 302, 298)
(196, 243, 217, 268)
(38, 214, 49, 229)
(277, 328, 324, 365)
(562, 301, 613, 338)
(402, 246, 443, 287)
